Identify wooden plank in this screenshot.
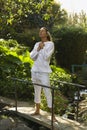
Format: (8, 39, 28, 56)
(16, 112, 52, 129)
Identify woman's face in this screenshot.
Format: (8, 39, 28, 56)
(39, 27, 47, 38)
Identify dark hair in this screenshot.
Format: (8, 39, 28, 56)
(41, 27, 52, 41)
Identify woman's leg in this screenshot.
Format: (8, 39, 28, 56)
(31, 72, 42, 115)
(41, 73, 52, 108)
(33, 84, 41, 114)
(41, 73, 57, 121)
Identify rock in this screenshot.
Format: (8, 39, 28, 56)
(39, 126, 47, 130)
(0, 118, 14, 130)
(12, 124, 32, 130)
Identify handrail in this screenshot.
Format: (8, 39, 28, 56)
(51, 80, 86, 88)
(11, 77, 86, 88)
(11, 77, 86, 130)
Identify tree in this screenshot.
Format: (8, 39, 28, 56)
(53, 26, 87, 70)
(0, 0, 67, 40)
(67, 11, 87, 28)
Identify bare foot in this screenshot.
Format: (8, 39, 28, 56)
(30, 111, 40, 116)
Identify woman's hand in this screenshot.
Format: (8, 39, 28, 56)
(37, 42, 44, 51)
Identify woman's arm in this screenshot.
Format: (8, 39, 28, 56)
(30, 43, 39, 60)
(42, 42, 54, 60)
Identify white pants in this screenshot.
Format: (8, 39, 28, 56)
(31, 72, 52, 108)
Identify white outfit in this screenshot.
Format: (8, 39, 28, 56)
(30, 41, 54, 108)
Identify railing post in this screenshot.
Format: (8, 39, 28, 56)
(14, 80, 17, 112)
(76, 86, 80, 121)
(51, 88, 54, 130)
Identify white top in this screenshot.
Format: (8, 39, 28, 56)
(30, 41, 54, 73)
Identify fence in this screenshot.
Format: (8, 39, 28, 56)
(72, 64, 87, 73)
(10, 77, 86, 130)
(71, 64, 87, 84)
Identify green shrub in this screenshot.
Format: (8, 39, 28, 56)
(0, 39, 33, 99)
(50, 65, 76, 98)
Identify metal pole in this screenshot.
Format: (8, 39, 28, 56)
(51, 88, 54, 130)
(76, 86, 80, 121)
(14, 81, 17, 112)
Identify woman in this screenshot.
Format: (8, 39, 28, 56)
(30, 27, 56, 121)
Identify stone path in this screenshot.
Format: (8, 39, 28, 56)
(0, 96, 87, 130)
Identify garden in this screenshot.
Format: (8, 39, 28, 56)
(0, 0, 87, 129)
